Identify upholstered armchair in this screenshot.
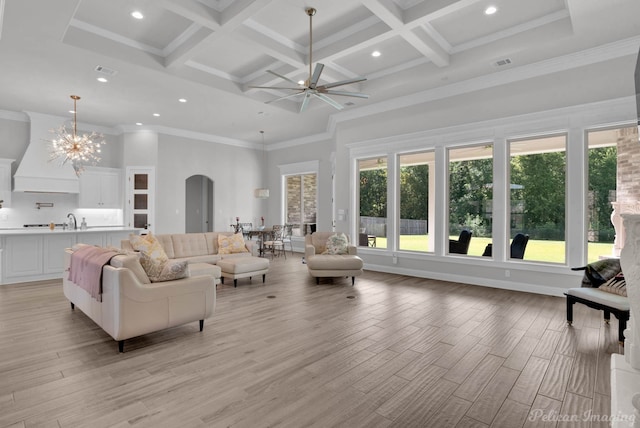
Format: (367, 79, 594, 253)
(305, 232, 364, 285)
(449, 229, 472, 254)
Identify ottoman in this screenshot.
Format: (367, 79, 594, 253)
(217, 256, 270, 287)
(188, 262, 222, 286)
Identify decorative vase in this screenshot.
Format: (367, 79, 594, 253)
(620, 214, 640, 370)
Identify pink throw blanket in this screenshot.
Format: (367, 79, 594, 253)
(68, 246, 118, 301)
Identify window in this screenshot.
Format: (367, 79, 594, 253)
(509, 135, 566, 263)
(448, 145, 493, 256)
(586, 127, 622, 262)
(285, 173, 317, 237)
(358, 157, 387, 249)
(399, 151, 434, 252)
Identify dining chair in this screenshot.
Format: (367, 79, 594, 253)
(282, 224, 294, 255)
(263, 225, 286, 259)
(240, 222, 252, 240)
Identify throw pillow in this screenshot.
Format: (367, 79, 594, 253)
(149, 260, 189, 283)
(323, 233, 349, 255)
(598, 273, 627, 297)
(218, 233, 249, 255)
(129, 232, 169, 280)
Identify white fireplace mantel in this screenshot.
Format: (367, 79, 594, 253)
(611, 213, 640, 427)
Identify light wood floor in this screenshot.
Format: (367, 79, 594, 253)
(0, 254, 623, 428)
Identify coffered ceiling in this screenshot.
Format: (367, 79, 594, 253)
(0, 0, 638, 146)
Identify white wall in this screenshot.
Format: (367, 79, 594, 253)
(154, 134, 263, 234)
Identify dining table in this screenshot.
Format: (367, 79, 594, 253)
(247, 228, 273, 257)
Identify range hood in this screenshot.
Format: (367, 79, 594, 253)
(13, 112, 79, 193)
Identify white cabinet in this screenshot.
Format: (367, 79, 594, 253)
(75, 232, 104, 247)
(43, 234, 76, 274)
(4, 235, 43, 279)
(0, 159, 14, 208)
(79, 167, 121, 208)
(1, 228, 139, 284)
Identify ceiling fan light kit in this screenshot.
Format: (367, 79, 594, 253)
(250, 7, 369, 113)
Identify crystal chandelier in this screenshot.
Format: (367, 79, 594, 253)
(254, 130, 269, 198)
(49, 95, 104, 176)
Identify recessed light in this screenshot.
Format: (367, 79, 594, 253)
(297, 80, 305, 85)
(485, 5, 497, 15)
(69, 110, 75, 114)
(153, 113, 160, 117)
(136, 122, 143, 126)
(371, 51, 381, 57)
(131, 11, 144, 19)
(96, 77, 108, 83)
(178, 98, 187, 103)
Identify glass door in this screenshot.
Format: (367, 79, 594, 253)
(126, 167, 155, 233)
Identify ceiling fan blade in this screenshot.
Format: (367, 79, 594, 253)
(300, 92, 312, 113)
(249, 86, 302, 90)
(323, 90, 369, 99)
(314, 93, 344, 110)
(319, 76, 367, 90)
(309, 63, 324, 89)
(266, 70, 300, 85)
(265, 91, 305, 104)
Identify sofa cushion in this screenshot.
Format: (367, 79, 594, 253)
(307, 254, 363, 270)
(155, 234, 176, 259)
(110, 253, 151, 284)
(217, 257, 269, 275)
(149, 260, 189, 283)
(129, 233, 169, 280)
(205, 232, 220, 254)
(566, 287, 629, 311)
(218, 233, 249, 255)
(173, 255, 221, 265)
(323, 233, 349, 255)
(171, 234, 208, 258)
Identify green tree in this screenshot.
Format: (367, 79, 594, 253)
(400, 164, 429, 219)
(359, 168, 387, 217)
(588, 146, 616, 238)
(449, 158, 493, 236)
(511, 152, 566, 238)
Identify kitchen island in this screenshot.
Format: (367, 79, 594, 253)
(0, 227, 141, 285)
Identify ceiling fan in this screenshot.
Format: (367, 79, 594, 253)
(250, 7, 369, 113)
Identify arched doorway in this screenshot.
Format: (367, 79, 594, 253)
(185, 175, 214, 233)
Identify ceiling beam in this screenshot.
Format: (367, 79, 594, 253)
(361, 0, 450, 67)
(161, 0, 274, 69)
(160, 0, 221, 31)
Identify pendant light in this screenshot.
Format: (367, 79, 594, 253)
(254, 130, 269, 198)
(49, 95, 104, 176)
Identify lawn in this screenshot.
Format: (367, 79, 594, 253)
(370, 235, 613, 264)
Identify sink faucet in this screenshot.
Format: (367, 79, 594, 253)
(67, 213, 77, 230)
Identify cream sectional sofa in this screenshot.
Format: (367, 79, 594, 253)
(63, 246, 216, 352)
(121, 232, 269, 287)
(121, 231, 254, 265)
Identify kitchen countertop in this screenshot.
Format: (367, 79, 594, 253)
(0, 226, 141, 236)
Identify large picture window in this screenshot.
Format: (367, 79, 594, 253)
(586, 127, 621, 262)
(509, 135, 566, 263)
(358, 157, 387, 249)
(448, 145, 493, 256)
(399, 151, 434, 252)
(285, 173, 317, 236)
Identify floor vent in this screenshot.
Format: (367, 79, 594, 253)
(266, 295, 276, 299)
(346, 296, 356, 299)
